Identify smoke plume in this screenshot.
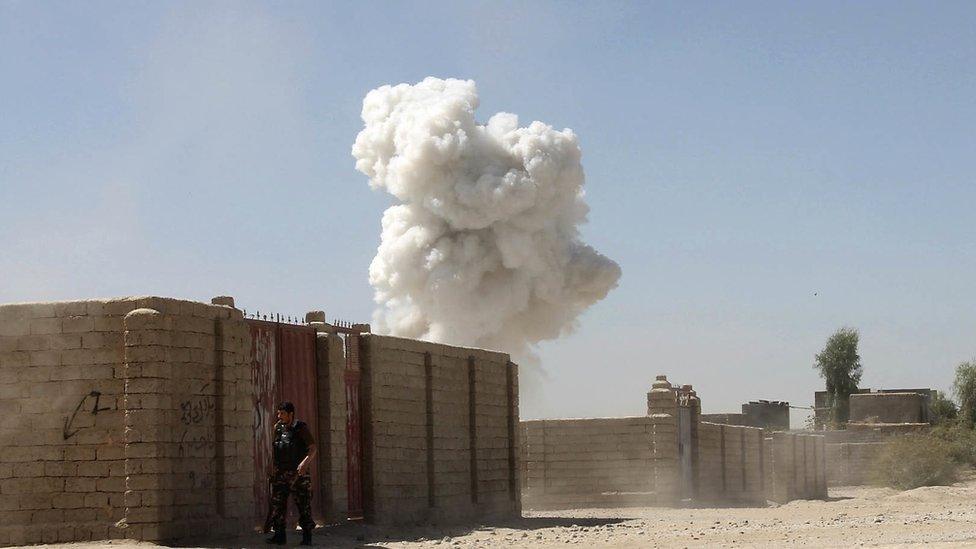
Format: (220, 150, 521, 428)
(352, 77, 621, 360)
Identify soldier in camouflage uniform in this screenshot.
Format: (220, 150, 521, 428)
(265, 402, 317, 546)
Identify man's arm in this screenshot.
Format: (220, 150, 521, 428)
(297, 444, 317, 475)
(296, 423, 317, 475)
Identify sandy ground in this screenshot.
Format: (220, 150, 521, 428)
(21, 478, 976, 548)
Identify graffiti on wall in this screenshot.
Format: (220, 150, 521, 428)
(177, 383, 217, 457)
(180, 392, 215, 425)
(63, 390, 113, 440)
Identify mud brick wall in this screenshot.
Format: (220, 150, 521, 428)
(849, 392, 925, 424)
(0, 297, 253, 547)
(313, 331, 347, 523)
(519, 417, 654, 509)
(121, 300, 253, 542)
(358, 335, 519, 525)
(768, 432, 826, 503)
(695, 422, 765, 505)
(0, 300, 129, 546)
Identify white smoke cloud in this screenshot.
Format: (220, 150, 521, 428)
(352, 77, 621, 359)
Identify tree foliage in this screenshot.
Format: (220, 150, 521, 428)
(930, 390, 958, 425)
(953, 360, 976, 426)
(813, 327, 862, 426)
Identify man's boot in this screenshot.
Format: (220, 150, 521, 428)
(265, 528, 286, 545)
(300, 528, 312, 546)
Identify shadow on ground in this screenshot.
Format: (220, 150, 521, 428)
(169, 516, 634, 548)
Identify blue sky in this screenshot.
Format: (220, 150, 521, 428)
(2, 1, 974, 421)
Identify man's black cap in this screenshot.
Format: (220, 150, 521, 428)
(277, 401, 295, 413)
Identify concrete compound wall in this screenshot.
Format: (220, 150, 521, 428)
(0, 297, 253, 546)
(768, 432, 827, 502)
(358, 335, 520, 525)
(696, 422, 766, 505)
(519, 376, 825, 510)
(520, 417, 654, 509)
(1, 297, 523, 546)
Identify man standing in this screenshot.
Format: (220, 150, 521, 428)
(265, 401, 317, 545)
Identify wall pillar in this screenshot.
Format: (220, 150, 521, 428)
(771, 432, 794, 504)
(121, 308, 173, 542)
(648, 375, 678, 505)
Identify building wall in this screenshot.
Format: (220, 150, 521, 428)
(741, 401, 790, 431)
(358, 335, 519, 525)
(520, 417, 654, 509)
(0, 297, 254, 547)
(849, 392, 925, 424)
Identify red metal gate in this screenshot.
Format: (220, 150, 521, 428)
(249, 321, 278, 527)
(248, 319, 322, 527)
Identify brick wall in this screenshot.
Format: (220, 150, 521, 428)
(312, 331, 348, 523)
(768, 432, 827, 502)
(520, 417, 654, 509)
(695, 422, 766, 505)
(0, 297, 253, 546)
(358, 335, 519, 525)
(849, 392, 926, 424)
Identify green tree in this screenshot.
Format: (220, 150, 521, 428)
(813, 327, 863, 426)
(929, 390, 958, 425)
(953, 360, 976, 426)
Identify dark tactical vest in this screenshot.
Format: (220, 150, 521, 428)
(273, 420, 309, 471)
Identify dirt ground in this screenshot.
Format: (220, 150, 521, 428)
(22, 478, 976, 548)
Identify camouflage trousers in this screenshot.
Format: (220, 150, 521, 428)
(265, 469, 314, 532)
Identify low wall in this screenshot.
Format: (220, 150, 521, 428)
(520, 417, 654, 509)
(358, 335, 519, 525)
(696, 422, 765, 505)
(0, 297, 254, 546)
(519, 376, 826, 510)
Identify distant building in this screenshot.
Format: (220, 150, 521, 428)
(814, 388, 933, 428)
(701, 400, 790, 430)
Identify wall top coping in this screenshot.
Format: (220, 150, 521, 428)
(849, 392, 923, 398)
(521, 416, 650, 425)
(1, 295, 224, 308)
(0, 295, 244, 324)
(362, 333, 511, 362)
(699, 421, 766, 432)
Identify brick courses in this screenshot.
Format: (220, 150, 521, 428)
(357, 335, 520, 525)
(0, 297, 253, 547)
(520, 417, 655, 509)
(520, 375, 826, 510)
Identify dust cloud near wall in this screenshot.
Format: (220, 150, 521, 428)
(520, 417, 655, 509)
